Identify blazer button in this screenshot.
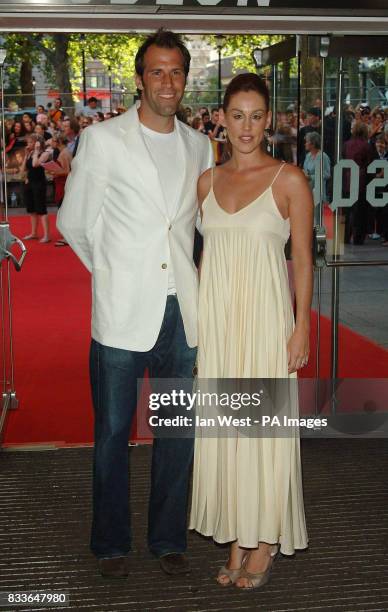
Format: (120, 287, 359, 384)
(168, 225, 172, 230)
(161, 263, 167, 269)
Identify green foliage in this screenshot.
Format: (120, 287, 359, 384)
(3, 33, 144, 97)
(206, 35, 284, 73)
(3, 34, 42, 93)
(68, 33, 144, 92)
(3, 34, 41, 66)
(183, 76, 220, 108)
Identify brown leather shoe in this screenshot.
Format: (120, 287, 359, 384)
(98, 556, 129, 578)
(159, 553, 191, 575)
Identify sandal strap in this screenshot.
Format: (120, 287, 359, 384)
(218, 565, 241, 580)
(238, 566, 272, 589)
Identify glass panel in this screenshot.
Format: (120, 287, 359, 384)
(315, 51, 388, 415)
(0, 53, 18, 439)
(272, 41, 388, 418)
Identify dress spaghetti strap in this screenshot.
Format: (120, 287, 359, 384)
(270, 162, 286, 188)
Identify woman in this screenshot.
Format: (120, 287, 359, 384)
(21, 134, 51, 242)
(12, 121, 27, 150)
(343, 121, 373, 245)
(34, 123, 51, 142)
(36, 105, 48, 126)
(369, 109, 385, 145)
(209, 118, 228, 165)
(47, 132, 72, 246)
(190, 73, 313, 589)
(191, 116, 203, 131)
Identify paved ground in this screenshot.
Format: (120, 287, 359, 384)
(0, 441, 388, 611)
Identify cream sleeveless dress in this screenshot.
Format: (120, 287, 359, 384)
(189, 163, 308, 555)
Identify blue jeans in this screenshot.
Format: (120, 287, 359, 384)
(89, 295, 196, 558)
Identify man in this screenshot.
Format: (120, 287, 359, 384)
(202, 107, 219, 136)
(83, 96, 99, 117)
(48, 98, 65, 126)
(57, 29, 212, 579)
(210, 107, 219, 128)
(298, 107, 321, 167)
(61, 117, 80, 156)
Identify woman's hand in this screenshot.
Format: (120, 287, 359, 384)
(48, 167, 61, 176)
(287, 327, 310, 374)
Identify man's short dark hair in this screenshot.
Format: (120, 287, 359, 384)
(88, 97, 98, 104)
(135, 29, 191, 78)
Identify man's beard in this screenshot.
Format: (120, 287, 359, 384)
(143, 89, 182, 118)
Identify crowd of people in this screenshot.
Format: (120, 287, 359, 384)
(2, 92, 388, 246)
(184, 99, 388, 245)
(3, 97, 127, 245)
(271, 101, 388, 245)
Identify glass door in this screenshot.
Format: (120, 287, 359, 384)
(0, 47, 26, 442)
(266, 35, 388, 433)
(317, 43, 388, 433)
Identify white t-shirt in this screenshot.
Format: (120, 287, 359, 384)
(140, 123, 184, 295)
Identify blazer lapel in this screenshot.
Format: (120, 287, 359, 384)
(117, 105, 198, 223)
(117, 104, 169, 222)
(170, 118, 197, 223)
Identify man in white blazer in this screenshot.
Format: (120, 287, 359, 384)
(57, 30, 213, 578)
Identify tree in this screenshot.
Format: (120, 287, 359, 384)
(204, 35, 293, 110)
(4, 33, 143, 113)
(3, 35, 41, 108)
(67, 34, 144, 103)
(206, 34, 284, 74)
(183, 76, 220, 108)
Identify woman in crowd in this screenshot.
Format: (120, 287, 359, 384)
(36, 105, 47, 123)
(373, 134, 388, 246)
(369, 109, 385, 144)
(34, 123, 51, 142)
(12, 121, 27, 150)
(47, 120, 58, 136)
(190, 73, 313, 589)
(191, 116, 203, 131)
(21, 134, 51, 243)
(47, 132, 72, 246)
(343, 121, 373, 244)
(4, 119, 16, 154)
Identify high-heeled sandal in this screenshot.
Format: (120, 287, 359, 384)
(236, 544, 280, 590)
(217, 565, 242, 586)
(217, 553, 248, 587)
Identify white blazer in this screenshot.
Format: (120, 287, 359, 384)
(57, 104, 213, 351)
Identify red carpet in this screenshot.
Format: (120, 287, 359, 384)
(3, 215, 388, 447)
